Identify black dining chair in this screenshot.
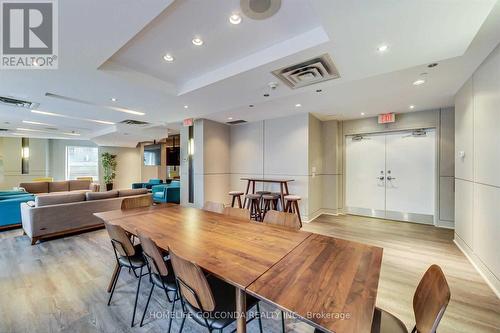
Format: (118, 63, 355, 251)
(169, 248, 264, 333)
(137, 231, 179, 332)
(104, 221, 148, 327)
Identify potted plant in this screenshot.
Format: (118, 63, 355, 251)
(101, 152, 117, 191)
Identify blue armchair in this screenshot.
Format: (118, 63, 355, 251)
(0, 192, 35, 228)
(131, 178, 163, 190)
(151, 181, 180, 204)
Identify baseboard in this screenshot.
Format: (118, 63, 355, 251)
(436, 220, 454, 229)
(304, 208, 340, 223)
(454, 234, 500, 299)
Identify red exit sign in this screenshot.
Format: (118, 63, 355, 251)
(183, 118, 194, 127)
(378, 113, 395, 124)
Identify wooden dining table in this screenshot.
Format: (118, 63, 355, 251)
(95, 205, 383, 333)
(241, 177, 294, 210)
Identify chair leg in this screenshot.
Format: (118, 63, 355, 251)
(294, 201, 302, 227)
(231, 196, 236, 208)
(108, 265, 122, 305)
(179, 312, 187, 333)
(237, 196, 242, 208)
(167, 294, 176, 333)
(140, 283, 155, 327)
(131, 266, 144, 327)
(256, 303, 263, 333)
(281, 310, 286, 333)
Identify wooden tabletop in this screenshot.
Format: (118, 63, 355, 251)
(95, 205, 311, 289)
(247, 233, 383, 333)
(240, 178, 295, 183)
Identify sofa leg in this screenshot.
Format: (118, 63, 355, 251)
(30, 237, 38, 246)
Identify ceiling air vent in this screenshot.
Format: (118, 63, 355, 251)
(0, 96, 39, 109)
(226, 120, 247, 125)
(119, 119, 150, 126)
(272, 53, 340, 89)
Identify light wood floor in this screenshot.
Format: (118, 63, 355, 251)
(0, 214, 499, 333)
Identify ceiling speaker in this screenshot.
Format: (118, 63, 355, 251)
(240, 0, 281, 20)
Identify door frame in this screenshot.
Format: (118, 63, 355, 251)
(342, 126, 440, 226)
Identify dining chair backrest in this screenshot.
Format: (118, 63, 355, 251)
(121, 195, 153, 210)
(136, 231, 169, 276)
(413, 264, 451, 333)
(202, 201, 225, 214)
(224, 207, 250, 220)
(169, 248, 216, 312)
(104, 221, 136, 257)
(263, 210, 301, 230)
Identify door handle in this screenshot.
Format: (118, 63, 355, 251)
(387, 176, 396, 181)
(376, 176, 385, 181)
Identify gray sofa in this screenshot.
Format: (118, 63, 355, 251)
(21, 188, 150, 245)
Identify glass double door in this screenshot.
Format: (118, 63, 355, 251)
(345, 129, 436, 224)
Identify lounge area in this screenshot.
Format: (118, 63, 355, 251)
(0, 1, 499, 333)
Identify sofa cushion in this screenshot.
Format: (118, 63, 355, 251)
(49, 181, 69, 192)
(19, 182, 49, 194)
(86, 190, 118, 201)
(69, 180, 91, 191)
(35, 192, 86, 207)
(118, 188, 148, 197)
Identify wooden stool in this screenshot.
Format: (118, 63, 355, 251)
(262, 194, 279, 219)
(245, 193, 262, 221)
(284, 195, 302, 227)
(228, 191, 244, 208)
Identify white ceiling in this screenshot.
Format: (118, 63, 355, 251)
(0, 0, 499, 146)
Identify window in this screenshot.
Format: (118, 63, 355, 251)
(66, 146, 99, 181)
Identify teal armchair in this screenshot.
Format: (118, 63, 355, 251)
(131, 178, 163, 190)
(151, 181, 180, 204)
(0, 192, 35, 228)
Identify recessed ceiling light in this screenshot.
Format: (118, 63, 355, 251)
(428, 63, 438, 68)
(229, 13, 242, 25)
(361, 112, 366, 116)
(228, 117, 233, 120)
(316, 89, 322, 93)
(249, 104, 254, 107)
(22, 120, 50, 126)
(413, 79, 426, 86)
(163, 54, 174, 62)
(192, 37, 203, 46)
(184, 105, 188, 109)
(295, 103, 302, 107)
(377, 45, 388, 52)
(409, 105, 415, 110)
(111, 98, 117, 102)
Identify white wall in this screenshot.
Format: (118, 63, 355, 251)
(230, 113, 311, 218)
(99, 146, 142, 190)
(454, 43, 500, 297)
(0, 137, 50, 190)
